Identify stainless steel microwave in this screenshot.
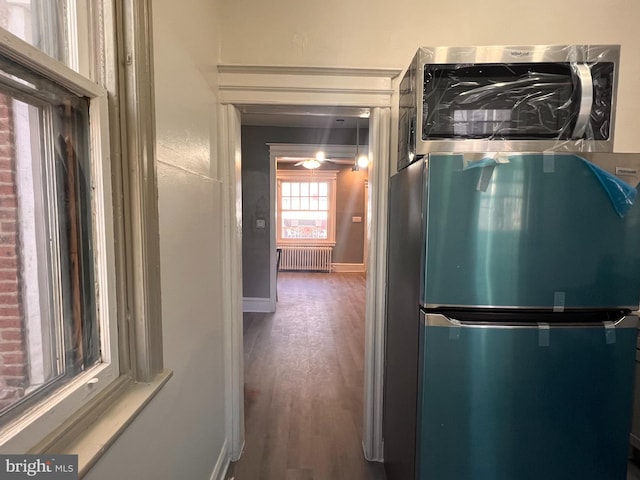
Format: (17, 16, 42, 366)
(398, 45, 620, 170)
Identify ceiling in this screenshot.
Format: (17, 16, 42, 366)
(239, 105, 370, 129)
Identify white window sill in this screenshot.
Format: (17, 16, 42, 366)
(31, 370, 173, 478)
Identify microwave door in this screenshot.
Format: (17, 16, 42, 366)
(571, 63, 594, 139)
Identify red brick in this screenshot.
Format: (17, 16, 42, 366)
(0, 210, 18, 221)
(0, 292, 18, 303)
(0, 185, 15, 195)
(0, 365, 26, 376)
(0, 246, 17, 257)
(2, 352, 25, 365)
(0, 271, 18, 283)
(0, 283, 18, 294)
(0, 197, 16, 208)
(0, 258, 17, 269)
(1, 222, 16, 233)
(0, 329, 23, 341)
(0, 318, 21, 328)
(0, 305, 20, 316)
(0, 341, 22, 352)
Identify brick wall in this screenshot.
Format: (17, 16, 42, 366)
(0, 93, 27, 413)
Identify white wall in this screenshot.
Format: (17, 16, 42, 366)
(220, 0, 640, 152)
(84, 0, 227, 478)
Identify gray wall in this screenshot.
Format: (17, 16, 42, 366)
(242, 125, 367, 299)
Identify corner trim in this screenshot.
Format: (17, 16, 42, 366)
(242, 297, 275, 313)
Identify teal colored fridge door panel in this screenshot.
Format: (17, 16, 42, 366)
(423, 153, 640, 309)
(417, 313, 637, 480)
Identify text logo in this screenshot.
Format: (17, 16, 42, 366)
(0, 455, 77, 480)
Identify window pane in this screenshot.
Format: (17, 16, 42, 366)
(282, 182, 290, 196)
(282, 196, 290, 210)
(319, 182, 328, 196)
(0, 1, 68, 67)
(0, 64, 98, 419)
(281, 211, 328, 239)
(291, 182, 300, 197)
(300, 197, 309, 211)
(300, 182, 309, 196)
(309, 182, 318, 196)
(309, 197, 318, 211)
(319, 198, 328, 211)
(291, 197, 300, 210)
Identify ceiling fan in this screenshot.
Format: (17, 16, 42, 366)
(287, 120, 369, 169)
(290, 151, 338, 169)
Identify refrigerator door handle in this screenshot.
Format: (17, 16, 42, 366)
(422, 312, 638, 329)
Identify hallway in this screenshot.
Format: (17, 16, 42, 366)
(226, 272, 386, 480)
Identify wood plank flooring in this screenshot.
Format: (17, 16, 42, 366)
(225, 272, 386, 480)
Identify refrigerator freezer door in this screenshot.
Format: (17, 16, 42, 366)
(423, 152, 640, 310)
(417, 312, 637, 480)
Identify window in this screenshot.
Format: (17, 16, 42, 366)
(277, 170, 337, 245)
(0, 1, 118, 440)
(0, 0, 165, 458)
(0, 73, 100, 420)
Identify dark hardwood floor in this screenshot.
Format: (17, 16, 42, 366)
(226, 272, 386, 480)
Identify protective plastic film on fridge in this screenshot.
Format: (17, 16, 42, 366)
(383, 152, 640, 480)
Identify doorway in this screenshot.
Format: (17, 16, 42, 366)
(217, 63, 400, 464)
(227, 272, 386, 479)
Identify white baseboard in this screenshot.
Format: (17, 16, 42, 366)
(331, 263, 366, 273)
(242, 297, 275, 313)
(210, 438, 230, 480)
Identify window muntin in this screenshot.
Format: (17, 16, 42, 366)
(277, 171, 336, 246)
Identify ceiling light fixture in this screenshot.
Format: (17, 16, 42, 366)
(302, 158, 321, 169)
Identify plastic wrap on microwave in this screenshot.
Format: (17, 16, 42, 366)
(397, 45, 620, 166)
(423, 60, 613, 144)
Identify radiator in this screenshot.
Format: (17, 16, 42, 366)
(279, 246, 333, 272)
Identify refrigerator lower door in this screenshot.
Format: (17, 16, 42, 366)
(417, 312, 637, 480)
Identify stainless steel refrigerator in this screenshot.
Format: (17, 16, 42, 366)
(383, 152, 640, 480)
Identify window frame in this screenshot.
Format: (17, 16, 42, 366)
(0, 0, 167, 464)
(0, 30, 119, 452)
(276, 169, 338, 247)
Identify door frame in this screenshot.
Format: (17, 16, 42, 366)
(216, 64, 401, 462)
